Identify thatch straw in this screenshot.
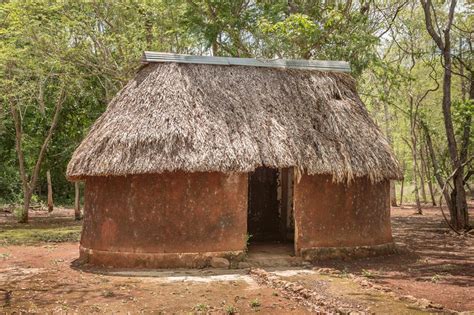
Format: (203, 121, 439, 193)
(67, 63, 401, 183)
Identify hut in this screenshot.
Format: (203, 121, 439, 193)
(67, 52, 401, 268)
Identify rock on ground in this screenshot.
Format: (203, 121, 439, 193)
(210, 257, 230, 269)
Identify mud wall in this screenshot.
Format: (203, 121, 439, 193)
(293, 175, 392, 253)
(81, 172, 248, 261)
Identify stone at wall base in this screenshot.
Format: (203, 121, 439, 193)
(301, 242, 397, 261)
(237, 262, 251, 269)
(79, 246, 244, 269)
(210, 257, 230, 268)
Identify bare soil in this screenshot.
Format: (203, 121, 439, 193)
(0, 204, 472, 313)
(313, 204, 474, 312)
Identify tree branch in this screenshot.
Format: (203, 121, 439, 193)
(9, 102, 29, 194)
(420, 0, 444, 50)
(28, 85, 66, 195)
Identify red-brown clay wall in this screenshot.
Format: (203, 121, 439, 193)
(293, 175, 392, 253)
(81, 172, 247, 267)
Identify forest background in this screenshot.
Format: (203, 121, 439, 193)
(0, 0, 472, 229)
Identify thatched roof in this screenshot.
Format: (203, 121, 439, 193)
(67, 57, 401, 183)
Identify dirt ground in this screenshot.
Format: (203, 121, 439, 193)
(0, 204, 473, 313)
(315, 204, 474, 312)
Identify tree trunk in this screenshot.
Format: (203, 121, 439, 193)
(427, 176, 436, 206)
(74, 182, 81, 220)
(422, 140, 437, 206)
(390, 181, 397, 207)
(145, 25, 152, 50)
(441, 50, 468, 229)
(418, 144, 427, 204)
(9, 102, 30, 223)
(455, 72, 473, 222)
(408, 132, 422, 214)
(406, 89, 422, 214)
(412, 158, 422, 215)
(382, 91, 397, 207)
(211, 40, 218, 56)
(400, 173, 405, 207)
(47, 170, 53, 212)
(423, 123, 451, 208)
(18, 191, 30, 223)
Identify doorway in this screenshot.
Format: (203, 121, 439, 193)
(247, 167, 294, 255)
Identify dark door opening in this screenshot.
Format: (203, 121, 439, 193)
(247, 167, 294, 247)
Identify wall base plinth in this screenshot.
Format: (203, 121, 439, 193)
(79, 246, 245, 269)
(300, 242, 397, 261)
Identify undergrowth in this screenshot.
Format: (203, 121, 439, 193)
(0, 226, 81, 245)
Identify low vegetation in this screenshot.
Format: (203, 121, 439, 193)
(0, 225, 81, 245)
(193, 303, 209, 312)
(224, 305, 237, 315)
(249, 298, 261, 308)
(0, 211, 82, 245)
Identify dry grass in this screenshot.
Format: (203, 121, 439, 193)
(67, 63, 401, 183)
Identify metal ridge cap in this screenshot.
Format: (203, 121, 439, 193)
(142, 51, 351, 72)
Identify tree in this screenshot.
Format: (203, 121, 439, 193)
(74, 182, 81, 221)
(420, 0, 471, 231)
(1, 3, 75, 222)
(7, 83, 65, 223)
(0, 1, 202, 221)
